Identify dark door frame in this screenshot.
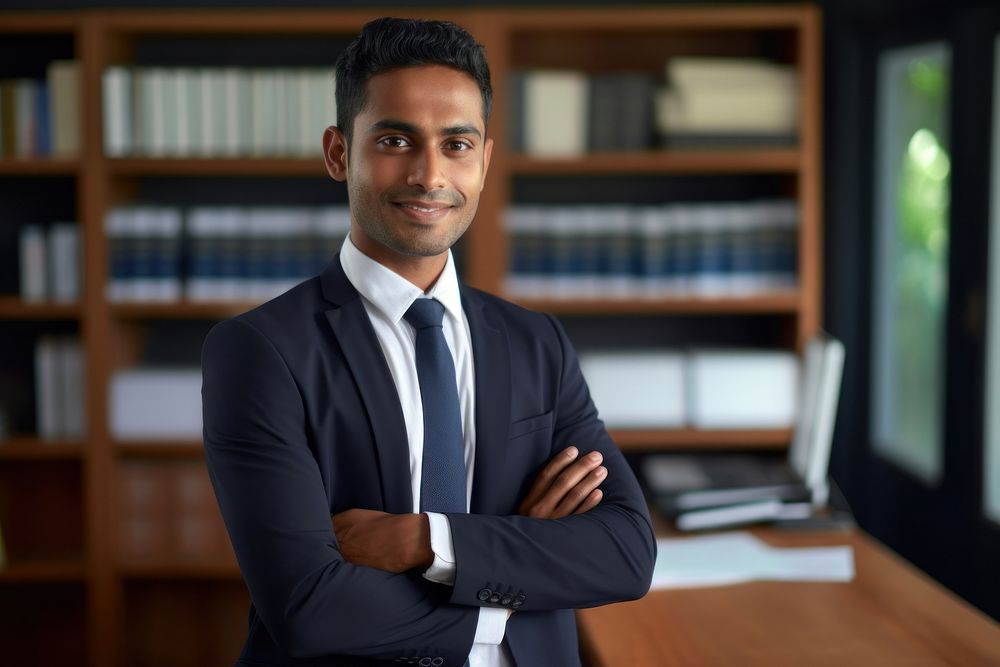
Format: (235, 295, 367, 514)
(823, 0, 1000, 619)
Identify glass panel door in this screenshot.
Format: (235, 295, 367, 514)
(985, 34, 1000, 523)
(871, 43, 952, 482)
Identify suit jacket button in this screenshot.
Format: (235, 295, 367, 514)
(432, 659, 444, 666)
(500, 594, 513, 606)
(512, 599, 523, 608)
(419, 659, 432, 666)
(477, 588, 492, 601)
(489, 591, 501, 603)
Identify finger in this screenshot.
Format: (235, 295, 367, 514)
(574, 488, 603, 515)
(551, 465, 606, 518)
(530, 452, 603, 517)
(518, 446, 579, 513)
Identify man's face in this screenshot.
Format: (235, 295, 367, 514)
(324, 65, 493, 270)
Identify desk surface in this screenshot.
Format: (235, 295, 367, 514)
(577, 528, 1000, 666)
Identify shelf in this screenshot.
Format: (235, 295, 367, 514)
(117, 442, 204, 458)
(103, 152, 801, 177)
(0, 157, 80, 176)
(0, 438, 85, 460)
(107, 157, 327, 177)
(610, 428, 792, 451)
(510, 293, 800, 316)
(109, 301, 262, 319)
(118, 560, 241, 580)
(0, 558, 86, 583)
(0, 297, 82, 320)
(508, 149, 801, 175)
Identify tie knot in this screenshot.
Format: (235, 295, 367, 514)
(404, 298, 445, 330)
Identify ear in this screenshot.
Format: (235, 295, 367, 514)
(480, 137, 494, 191)
(323, 126, 348, 182)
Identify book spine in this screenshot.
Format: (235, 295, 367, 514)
(35, 80, 51, 156)
(14, 78, 37, 156)
(34, 335, 62, 439)
(525, 71, 588, 157)
(19, 224, 47, 302)
(507, 72, 525, 153)
(48, 222, 80, 302)
(104, 208, 127, 302)
(60, 336, 87, 439)
(48, 60, 80, 157)
(1, 82, 15, 157)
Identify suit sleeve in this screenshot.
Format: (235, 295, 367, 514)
(202, 317, 478, 663)
(445, 314, 657, 612)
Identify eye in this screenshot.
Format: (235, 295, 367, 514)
(446, 139, 474, 152)
(377, 135, 411, 149)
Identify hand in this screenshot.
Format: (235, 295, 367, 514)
(517, 446, 606, 519)
(331, 509, 434, 573)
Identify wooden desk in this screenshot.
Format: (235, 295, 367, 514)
(578, 528, 1000, 665)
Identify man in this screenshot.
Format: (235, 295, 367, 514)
(202, 17, 655, 667)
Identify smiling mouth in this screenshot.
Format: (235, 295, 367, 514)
(398, 202, 448, 213)
(392, 201, 455, 222)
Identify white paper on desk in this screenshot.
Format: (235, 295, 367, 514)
(652, 532, 854, 589)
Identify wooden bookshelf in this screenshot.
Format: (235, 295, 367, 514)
(513, 293, 801, 316)
(610, 427, 792, 451)
(0, 297, 82, 320)
(109, 301, 263, 320)
(107, 157, 326, 177)
(0, 558, 87, 583)
(0, 6, 823, 666)
(508, 148, 802, 175)
(0, 438, 86, 460)
(0, 158, 82, 176)
(116, 441, 204, 458)
(117, 560, 241, 580)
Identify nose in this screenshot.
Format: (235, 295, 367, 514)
(406, 147, 447, 191)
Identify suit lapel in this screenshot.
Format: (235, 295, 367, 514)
(462, 287, 512, 515)
(321, 259, 412, 514)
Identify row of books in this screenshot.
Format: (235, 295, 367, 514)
(503, 200, 798, 299)
(105, 205, 349, 302)
(102, 66, 337, 158)
(509, 71, 655, 156)
(507, 58, 799, 156)
(0, 61, 80, 158)
(35, 336, 86, 440)
(119, 461, 231, 561)
(656, 58, 799, 145)
(18, 223, 81, 303)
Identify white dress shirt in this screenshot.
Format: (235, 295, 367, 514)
(340, 236, 513, 667)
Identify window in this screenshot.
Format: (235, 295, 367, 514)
(985, 35, 1000, 522)
(871, 43, 952, 482)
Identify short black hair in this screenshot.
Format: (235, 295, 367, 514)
(334, 17, 492, 144)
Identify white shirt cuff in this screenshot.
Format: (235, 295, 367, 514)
(474, 607, 511, 646)
(422, 512, 456, 585)
(422, 513, 512, 647)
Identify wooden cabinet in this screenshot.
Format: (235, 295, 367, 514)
(0, 6, 821, 665)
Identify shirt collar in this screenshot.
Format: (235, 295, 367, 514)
(340, 234, 464, 326)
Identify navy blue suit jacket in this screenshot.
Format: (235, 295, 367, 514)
(201, 257, 656, 666)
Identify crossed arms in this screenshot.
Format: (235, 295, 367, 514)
(202, 314, 656, 663)
(331, 445, 609, 573)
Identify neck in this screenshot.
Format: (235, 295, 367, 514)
(350, 232, 448, 292)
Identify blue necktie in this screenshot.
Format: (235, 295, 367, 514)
(404, 298, 467, 514)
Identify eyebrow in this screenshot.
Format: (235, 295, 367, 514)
(367, 119, 482, 139)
